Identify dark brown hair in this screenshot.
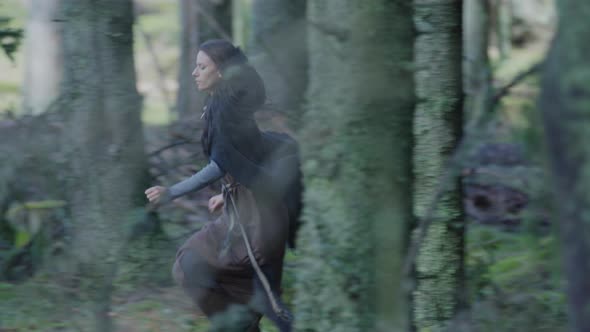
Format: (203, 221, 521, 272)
(199, 40, 266, 157)
(198, 39, 248, 72)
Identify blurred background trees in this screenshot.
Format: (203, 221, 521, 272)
(0, 0, 584, 331)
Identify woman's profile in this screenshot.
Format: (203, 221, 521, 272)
(145, 39, 301, 332)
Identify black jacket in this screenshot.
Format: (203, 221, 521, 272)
(202, 63, 302, 248)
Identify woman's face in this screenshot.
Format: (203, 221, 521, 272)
(193, 50, 221, 92)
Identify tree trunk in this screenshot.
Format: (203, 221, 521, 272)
(22, 0, 62, 115)
(495, 0, 511, 59)
(539, 1, 590, 331)
(249, 0, 307, 126)
(463, 0, 492, 124)
(58, 1, 146, 330)
(176, 0, 232, 120)
(294, 1, 415, 331)
(413, 0, 465, 330)
(176, 0, 202, 120)
(200, 0, 232, 41)
(232, 0, 252, 49)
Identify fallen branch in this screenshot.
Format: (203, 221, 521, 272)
(492, 62, 543, 106)
(148, 140, 191, 157)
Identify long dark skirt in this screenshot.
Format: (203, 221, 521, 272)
(172, 182, 289, 331)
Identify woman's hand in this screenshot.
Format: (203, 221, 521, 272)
(144, 186, 170, 204)
(208, 194, 224, 213)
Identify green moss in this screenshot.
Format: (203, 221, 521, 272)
(466, 226, 566, 331)
(412, 1, 463, 330)
(295, 2, 414, 331)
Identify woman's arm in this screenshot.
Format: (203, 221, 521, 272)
(145, 160, 225, 204)
(168, 160, 224, 199)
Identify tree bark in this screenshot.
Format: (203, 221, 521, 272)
(539, 1, 590, 331)
(58, 1, 146, 330)
(249, 0, 307, 126)
(200, 0, 232, 41)
(413, 0, 465, 330)
(494, 0, 511, 59)
(294, 1, 415, 331)
(176, 0, 232, 120)
(463, 0, 492, 123)
(232, 0, 252, 49)
(176, 0, 202, 120)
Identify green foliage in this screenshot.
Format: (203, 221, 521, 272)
(0, 80, 19, 93)
(0, 0, 26, 115)
(0, 276, 213, 331)
(0, 17, 23, 61)
(0, 277, 84, 331)
(1, 200, 67, 281)
(232, 0, 252, 50)
(466, 226, 566, 331)
(114, 230, 175, 290)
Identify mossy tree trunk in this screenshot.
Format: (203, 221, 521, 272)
(539, 1, 590, 331)
(58, 1, 146, 330)
(249, 0, 307, 126)
(294, 1, 415, 331)
(412, 0, 465, 330)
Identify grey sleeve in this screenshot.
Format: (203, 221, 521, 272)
(167, 160, 225, 200)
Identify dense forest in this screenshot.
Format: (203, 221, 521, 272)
(0, 0, 585, 331)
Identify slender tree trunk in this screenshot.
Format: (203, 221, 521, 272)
(176, 0, 201, 120)
(495, 0, 511, 59)
(176, 0, 232, 119)
(23, 0, 62, 115)
(539, 1, 590, 331)
(463, 0, 492, 123)
(58, 1, 146, 330)
(200, 0, 232, 41)
(232, 0, 252, 49)
(294, 1, 415, 331)
(413, 0, 465, 330)
(249, 0, 307, 126)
